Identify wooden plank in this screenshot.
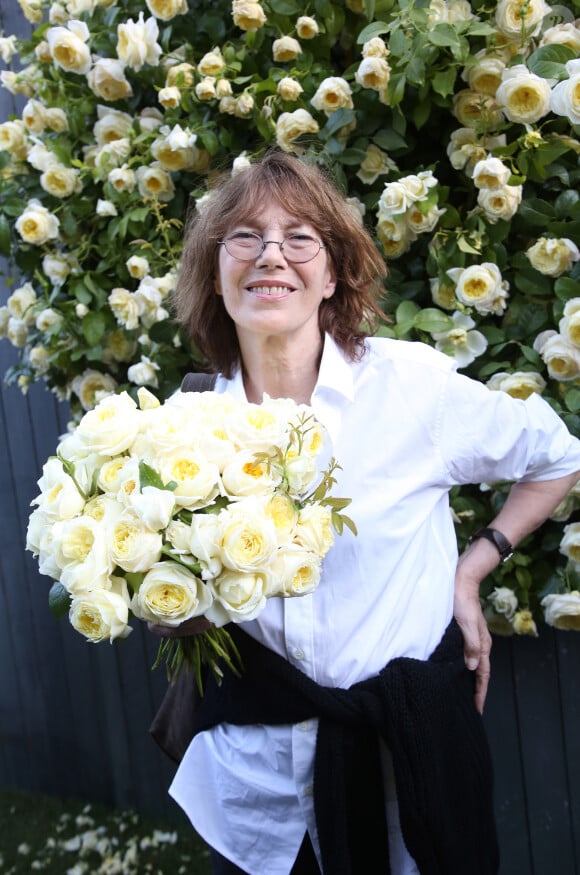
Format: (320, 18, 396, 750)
(556, 631, 580, 872)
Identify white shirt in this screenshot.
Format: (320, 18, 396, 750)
(170, 335, 580, 874)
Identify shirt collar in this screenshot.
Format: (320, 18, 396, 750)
(313, 333, 355, 403)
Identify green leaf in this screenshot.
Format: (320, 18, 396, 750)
(356, 21, 390, 43)
(428, 23, 461, 47)
(49, 581, 71, 619)
(432, 67, 457, 98)
(517, 199, 555, 227)
(554, 277, 580, 301)
(372, 126, 407, 151)
(269, 0, 300, 12)
(322, 108, 356, 137)
(138, 460, 177, 491)
(81, 311, 107, 346)
(413, 308, 453, 333)
(0, 213, 11, 256)
(527, 43, 576, 79)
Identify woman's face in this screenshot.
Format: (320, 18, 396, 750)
(214, 200, 336, 349)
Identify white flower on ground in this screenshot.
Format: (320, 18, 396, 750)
(431, 310, 488, 367)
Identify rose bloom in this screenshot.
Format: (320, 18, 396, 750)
(166, 61, 196, 88)
(267, 545, 321, 598)
(541, 23, 580, 53)
(135, 163, 176, 201)
(293, 504, 334, 556)
(219, 504, 278, 573)
(356, 144, 396, 185)
(222, 450, 282, 498)
(296, 15, 319, 38)
(355, 56, 391, 91)
(559, 303, 580, 350)
(232, 0, 267, 31)
(35, 307, 63, 332)
(206, 568, 269, 625)
(45, 107, 68, 133)
(276, 109, 318, 153)
(151, 124, 205, 171)
(495, 65, 551, 124)
(117, 12, 162, 72)
(40, 164, 82, 198)
(109, 512, 163, 573)
(70, 586, 132, 643)
(0, 35, 18, 63)
(31, 456, 86, 521)
(88, 58, 133, 101)
(478, 184, 522, 223)
(272, 36, 302, 63)
(432, 311, 488, 368)
(542, 591, 580, 631)
(22, 98, 47, 134)
(495, 0, 551, 38)
(108, 288, 140, 330)
(551, 58, 580, 125)
(489, 586, 518, 619)
(93, 107, 133, 146)
(132, 561, 212, 625)
(512, 610, 538, 637)
(450, 262, 509, 315)
(16, 200, 60, 245)
(277, 76, 303, 101)
(376, 217, 416, 259)
(196, 77, 217, 100)
(362, 36, 389, 58)
(487, 370, 546, 399)
(311, 77, 353, 114)
(453, 89, 503, 128)
(526, 237, 580, 277)
(463, 53, 506, 95)
(53, 515, 112, 587)
(46, 20, 91, 74)
(127, 355, 160, 388)
(7, 282, 37, 322)
(378, 180, 412, 216)
(472, 156, 511, 190)
(0, 119, 28, 160)
(146, 0, 187, 20)
(225, 401, 288, 452)
(560, 521, 580, 564)
(407, 204, 445, 235)
(157, 86, 181, 109)
(198, 47, 226, 76)
(7, 317, 28, 347)
(540, 333, 580, 381)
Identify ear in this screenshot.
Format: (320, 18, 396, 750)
(214, 275, 222, 296)
(322, 267, 336, 300)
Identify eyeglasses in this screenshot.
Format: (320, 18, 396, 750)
(219, 232, 325, 264)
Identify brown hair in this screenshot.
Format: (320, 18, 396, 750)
(173, 150, 387, 377)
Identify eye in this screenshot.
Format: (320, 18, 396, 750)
(229, 231, 261, 245)
(286, 234, 316, 246)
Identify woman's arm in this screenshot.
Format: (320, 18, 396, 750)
(454, 471, 580, 714)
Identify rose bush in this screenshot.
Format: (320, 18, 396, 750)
(1, 0, 580, 631)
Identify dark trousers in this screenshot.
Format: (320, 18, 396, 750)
(210, 830, 320, 874)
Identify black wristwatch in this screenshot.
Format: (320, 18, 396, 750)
(469, 527, 513, 563)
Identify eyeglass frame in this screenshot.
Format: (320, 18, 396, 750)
(218, 232, 326, 264)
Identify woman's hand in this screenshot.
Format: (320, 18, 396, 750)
(147, 617, 212, 638)
(453, 577, 492, 715)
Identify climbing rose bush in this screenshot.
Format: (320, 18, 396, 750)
(1, 0, 580, 631)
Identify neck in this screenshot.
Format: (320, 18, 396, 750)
(238, 333, 324, 404)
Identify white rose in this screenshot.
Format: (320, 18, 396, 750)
(463, 53, 506, 95)
(560, 522, 580, 564)
(293, 503, 334, 556)
(127, 356, 160, 388)
(110, 512, 163, 572)
(88, 58, 133, 101)
(135, 163, 176, 201)
(22, 98, 47, 133)
(166, 61, 196, 88)
(542, 591, 580, 630)
(472, 156, 511, 190)
(129, 486, 175, 531)
(76, 392, 140, 455)
(275, 109, 319, 152)
(486, 371, 546, 399)
(406, 204, 445, 235)
(447, 0, 476, 20)
(46, 20, 91, 74)
(195, 78, 217, 101)
(540, 334, 580, 381)
(551, 59, 580, 125)
(126, 255, 150, 279)
(42, 253, 72, 285)
(29, 345, 50, 373)
(432, 310, 488, 368)
(355, 56, 391, 91)
(489, 586, 518, 619)
(31, 457, 85, 521)
(477, 184, 522, 223)
(71, 369, 118, 411)
(378, 181, 411, 216)
(311, 77, 353, 114)
(222, 449, 281, 498)
(7, 317, 28, 347)
(526, 237, 580, 277)
(453, 89, 504, 128)
(70, 586, 132, 642)
(362, 37, 389, 58)
(131, 561, 212, 625)
(541, 23, 580, 53)
(272, 36, 302, 63)
(0, 35, 18, 63)
(225, 400, 288, 452)
(53, 515, 112, 592)
(0, 119, 28, 159)
(187, 513, 223, 579)
(7, 282, 37, 321)
(157, 447, 221, 510)
(296, 15, 319, 38)
(399, 170, 438, 202)
(232, 0, 267, 31)
(356, 144, 397, 185)
(267, 545, 321, 597)
(495, 65, 551, 124)
(108, 288, 139, 330)
(108, 165, 136, 192)
(93, 107, 133, 147)
(40, 165, 82, 198)
(146, 0, 188, 20)
(198, 47, 225, 76)
(218, 502, 278, 572)
(96, 198, 117, 216)
(453, 262, 509, 315)
(116, 13, 162, 71)
(206, 568, 269, 625)
(495, 0, 551, 38)
(15, 199, 60, 245)
(97, 455, 139, 500)
(151, 124, 204, 171)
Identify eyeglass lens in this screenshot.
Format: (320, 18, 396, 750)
(223, 232, 322, 263)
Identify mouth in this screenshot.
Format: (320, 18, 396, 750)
(246, 284, 296, 297)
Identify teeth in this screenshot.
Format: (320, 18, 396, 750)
(249, 286, 293, 295)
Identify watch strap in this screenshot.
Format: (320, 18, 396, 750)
(469, 527, 513, 562)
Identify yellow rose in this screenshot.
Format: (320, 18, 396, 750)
(526, 237, 580, 277)
(135, 163, 176, 201)
(88, 58, 133, 101)
(542, 591, 580, 631)
(15, 199, 60, 245)
(232, 0, 267, 31)
(272, 36, 302, 63)
(145, 0, 188, 21)
(355, 57, 391, 91)
(219, 504, 278, 572)
(311, 76, 353, 114)
(70, 588, 132, 642)
(276, 108, 319, 152)
(486, 370, 546, 399)
(46, 21, 91, 74)
(495, 65, 551, 124)
(222, 450, 281, 498)
(264, 492, 298, 545)
(296, 16, 319, 38)
(512, 609, 538, 637)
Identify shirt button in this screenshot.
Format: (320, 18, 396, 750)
(293, 647, 305, 661)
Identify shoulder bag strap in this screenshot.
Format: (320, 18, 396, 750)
(180, 372, 217, 393)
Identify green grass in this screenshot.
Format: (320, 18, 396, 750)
(0, 788, 211, 874)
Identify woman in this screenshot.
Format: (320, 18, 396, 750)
(155, 151, 580, 875)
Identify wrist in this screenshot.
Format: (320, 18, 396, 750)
(469, 527, 513, 563)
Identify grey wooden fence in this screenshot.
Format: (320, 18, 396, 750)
(1, 2, 579, 872)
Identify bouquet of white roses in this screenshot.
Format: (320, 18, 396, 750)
(26, 385, 355, 690)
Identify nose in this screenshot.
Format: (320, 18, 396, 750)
(255, 239, 288, 267)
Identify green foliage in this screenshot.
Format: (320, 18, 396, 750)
(2, 0, 580, 631)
